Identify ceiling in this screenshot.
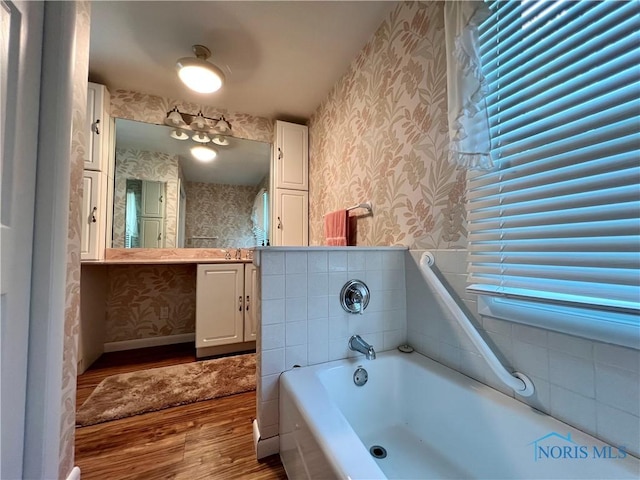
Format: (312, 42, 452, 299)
(89, 1, 398, 122)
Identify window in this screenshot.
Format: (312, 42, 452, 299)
(468, 1, 639, 345)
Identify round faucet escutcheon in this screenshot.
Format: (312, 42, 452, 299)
(340, 280, 370, 314)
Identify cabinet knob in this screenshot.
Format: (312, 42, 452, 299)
(238, 296, 243, 312)
(91, 206, 97, 223)
(278, 147, 282, 160)
(246, 295, 250, 312)
(277, 216, 282, 229)
(92, 118, 100, 135)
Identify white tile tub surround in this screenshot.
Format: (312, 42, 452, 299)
(255, 247, 408, 454)
(406, 249, 640, 458)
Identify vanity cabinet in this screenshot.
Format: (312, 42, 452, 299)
(196, 263, 257, 351)
(81, 82, 112, 261)
(272, 120, 309, 245)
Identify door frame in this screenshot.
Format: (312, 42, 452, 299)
(23, 2, 81, 478)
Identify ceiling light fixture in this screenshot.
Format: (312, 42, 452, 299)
(190, 144, 217, 162)
(176, 45, 225, 94)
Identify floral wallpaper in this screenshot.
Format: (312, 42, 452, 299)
(110, 89, 273, 144)
(308, 1, 467, 249)
(60, 1, 90, 477)
(105, 265, 196, 342)
(112, 148, 179, 248)
(185, 181, 260, 248)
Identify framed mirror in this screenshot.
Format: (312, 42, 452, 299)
(112, 118, 271, 248)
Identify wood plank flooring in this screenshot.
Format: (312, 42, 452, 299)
(75, 344, 287, 479)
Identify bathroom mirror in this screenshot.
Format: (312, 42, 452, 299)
(112, 118, 271, 248)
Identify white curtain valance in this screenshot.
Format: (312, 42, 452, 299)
(444, 1, 492, 171)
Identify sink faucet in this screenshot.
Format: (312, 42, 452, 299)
(348, 335, 376, 360)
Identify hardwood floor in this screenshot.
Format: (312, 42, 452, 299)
(75, 344, 287, 479)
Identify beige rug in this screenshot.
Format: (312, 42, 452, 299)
(76, 353, 255, 427)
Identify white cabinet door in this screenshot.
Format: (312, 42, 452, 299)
(244, 264, 258, 341)
(274, 188, 308, 246)
(141, 180, 164, 217)
(275, 120, 308, 190)
(81, 170, 106, 260)
(85, 82, 109, 171)
(196, 264, 245, 348)
(139, 217, 164, 248)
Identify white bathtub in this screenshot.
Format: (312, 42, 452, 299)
(279, 350, 639, 479)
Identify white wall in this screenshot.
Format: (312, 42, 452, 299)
(257, 247, 407, 441)
(406, 249, 640, 458)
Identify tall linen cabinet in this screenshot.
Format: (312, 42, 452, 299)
(271, 120, 308, 246)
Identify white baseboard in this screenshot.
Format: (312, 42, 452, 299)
(253, 419, 279, 459)
(104, 333, 195, 352)
(66, 466, 81, 480)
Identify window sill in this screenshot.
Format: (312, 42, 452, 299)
(477, 295, 640, 350)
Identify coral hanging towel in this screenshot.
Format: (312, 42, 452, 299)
(324, 209, 348, 246)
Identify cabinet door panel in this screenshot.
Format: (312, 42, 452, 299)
(85, 82, 108, 171)
(275, 121, 308, 190)
(141, 180, 164, 217)
(196, 264, 244, 348)
(81, 171, 103, 260)
(139, 217, 163, 248)
(274, 189, 308, 246)
(244, 264, 258, 341)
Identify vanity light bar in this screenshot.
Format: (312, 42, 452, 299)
(164, 107, 232, 134)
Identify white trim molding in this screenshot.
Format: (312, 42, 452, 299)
(66, 466, 81, 480)
(104, 333, 195, 353)
(252, 420, 279, 459)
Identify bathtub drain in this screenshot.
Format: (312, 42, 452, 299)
(369, 445, 387, 459)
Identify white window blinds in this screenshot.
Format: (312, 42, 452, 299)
(467, 0, 640, 314)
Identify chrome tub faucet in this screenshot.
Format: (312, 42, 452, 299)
(348, 334, 376, 360)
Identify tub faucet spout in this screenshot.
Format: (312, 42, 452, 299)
(348, 335, 376, 360)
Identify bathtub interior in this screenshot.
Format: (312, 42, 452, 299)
(280, 351, 640, 480)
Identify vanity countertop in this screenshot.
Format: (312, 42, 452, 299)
(82, 248, 255, 265)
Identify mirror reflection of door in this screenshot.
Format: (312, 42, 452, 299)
(124, 179, 166, 248)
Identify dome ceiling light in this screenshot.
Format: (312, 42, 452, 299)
(190, 144, 217, 162)
(176, 44, 225, 94)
